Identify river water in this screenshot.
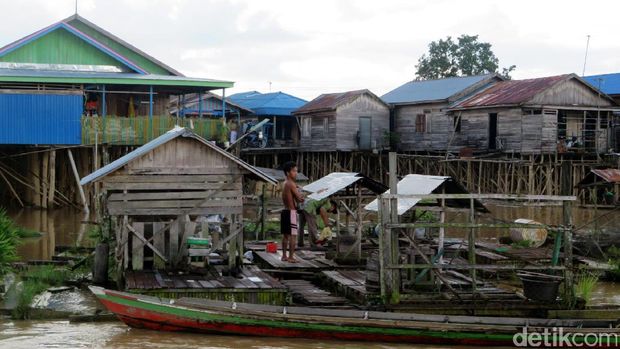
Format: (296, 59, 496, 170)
(2, 205, 619, 349)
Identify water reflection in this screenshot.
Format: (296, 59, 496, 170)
(10, 207, 92, 261)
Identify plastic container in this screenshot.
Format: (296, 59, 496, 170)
(510, 218, 548, 248)
(265, 242, 277, 253)
(519, 276, 561, 302)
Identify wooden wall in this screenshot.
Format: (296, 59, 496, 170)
(530, 78, 614, 107)
(395, 102, 451, 152)
(335, 94, 390, 151)
(299, 112, 337, 151)
(100, 137, 246, 272)
(299, 94, 389, 152)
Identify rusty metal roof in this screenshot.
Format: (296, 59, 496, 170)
(592, 169, 620, 183)
(451, 74, 569, 109)
(294, 89, 386, 114)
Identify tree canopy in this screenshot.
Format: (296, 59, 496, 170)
(415, 35, 516, 80)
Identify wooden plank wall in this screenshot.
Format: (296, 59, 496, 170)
(335, 94, 390, 151)
(298, 94, 389, 152)
(299, 112, 337, 152)
(394, 102, 451, 152)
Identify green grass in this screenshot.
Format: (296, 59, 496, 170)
(0, 208, 24, 275)
(11, 279, 48, 320)
(575, 271, 600, 305)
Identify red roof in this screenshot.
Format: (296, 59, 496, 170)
(591, 169, 620, 183)
(294, 89, 379, 114)
(452, 75, 570, 108)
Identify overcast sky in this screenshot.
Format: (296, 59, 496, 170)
(1, 0, 619, 100)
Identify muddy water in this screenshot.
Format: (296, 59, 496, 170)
(0, 320, 439, 349)
(4, 205, 620, 349)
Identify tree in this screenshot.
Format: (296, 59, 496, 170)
(415, 35, 516, 80)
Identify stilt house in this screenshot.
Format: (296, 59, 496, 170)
(294, 90, 390, 152)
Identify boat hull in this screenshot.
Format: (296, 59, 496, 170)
(93, 287, 514, 346)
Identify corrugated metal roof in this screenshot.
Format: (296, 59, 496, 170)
(302, 172, 387, 201)
(584, 73, 620, 96)
(365, 174, 449, 215)
(303, 173, 362, 201)
(381, 74, 494, 105)
(0, 68, 232, 88)
(229, 91, 307, 116)
(591, 169, 620, 183)
(254, 166, 309, 182)
(364, 174, 488, 215)
(80, 126, 277, 186)
(294, 89, 387, 114)
(451, 75, 570, 109)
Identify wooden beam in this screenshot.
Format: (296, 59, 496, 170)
(126, 223, 168, 263)
(68, 149, 89, 213)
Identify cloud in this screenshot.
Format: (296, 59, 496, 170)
(0, 0, 619, 100)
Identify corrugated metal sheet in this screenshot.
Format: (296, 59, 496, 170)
(381, 75, 494, 105)
(229, 91, 306, 116)
(294, 89, 386, 114)
(452, 75, 569, 109)
(584, 73, 620, 96)
(254, 166, 309, 182)
(365, 174, 449, 215)
(592, 169, 620, 183)
(0, 93, 82, 144)
(0, 68, 232, 88)
(365, 174, 488, 215)
(80, 126, 277, 185)
(303, 173, 362, 201)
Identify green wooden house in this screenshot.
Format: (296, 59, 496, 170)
(0, 14, 233, 145)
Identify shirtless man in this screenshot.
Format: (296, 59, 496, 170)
(281, 161, 304, 263)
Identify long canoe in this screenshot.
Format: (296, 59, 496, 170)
(90, 286, 620, 346)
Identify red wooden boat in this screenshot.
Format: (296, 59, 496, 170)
(90, 286, 620, 346)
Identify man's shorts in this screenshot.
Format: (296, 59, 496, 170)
(280, 209, 298, 236)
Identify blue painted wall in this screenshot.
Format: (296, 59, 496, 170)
(0, 93, 82, 144)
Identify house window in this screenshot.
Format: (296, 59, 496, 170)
(415, 114, 426, 133)
(600, 112, 609, 129)
(323, 117, 329, 134)
(302, 117, 311, 137)
(453, 115, 461, 133)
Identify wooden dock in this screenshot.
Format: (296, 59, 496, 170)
(253, 249, 340, 270)
(124, 266, 287, 305)
(280, 279, 348, 306)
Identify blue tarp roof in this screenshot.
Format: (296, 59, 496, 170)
(381, 74, 495, 105)
(228, 91, 307, 116)
(583, 73, 620, 96)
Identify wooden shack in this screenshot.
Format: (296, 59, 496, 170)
(384, 74, 618, 155)
(448, 74, 618, 154)
(381, 74, 501, 152)
(80, 126, 277, 278)
(294, 89, 390, 152)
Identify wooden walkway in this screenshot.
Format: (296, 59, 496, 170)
(280, 279, 348, 306)
(124, 266, 287, 305)
(321, 270, 369, 303)
(254, 250, 339, 270)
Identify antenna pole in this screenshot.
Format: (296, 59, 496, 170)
(582, 35, 591, 76)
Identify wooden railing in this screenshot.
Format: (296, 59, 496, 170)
(81, 115, 226, 145)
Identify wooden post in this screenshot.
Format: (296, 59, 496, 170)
(438, 186, 446, 266)
(153, 221, 166, 269)
(468, 197, 477, 293)
(131, 222, 145, 270)
(41, 152, 49, 209)
(356, 182, 362, 262)
(387, 152, 400, 304)
(93, 242, 109, 285)
(67, 149, 89, 213)
(260, 183, 266, 240)
(561, 160, 574, 305)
